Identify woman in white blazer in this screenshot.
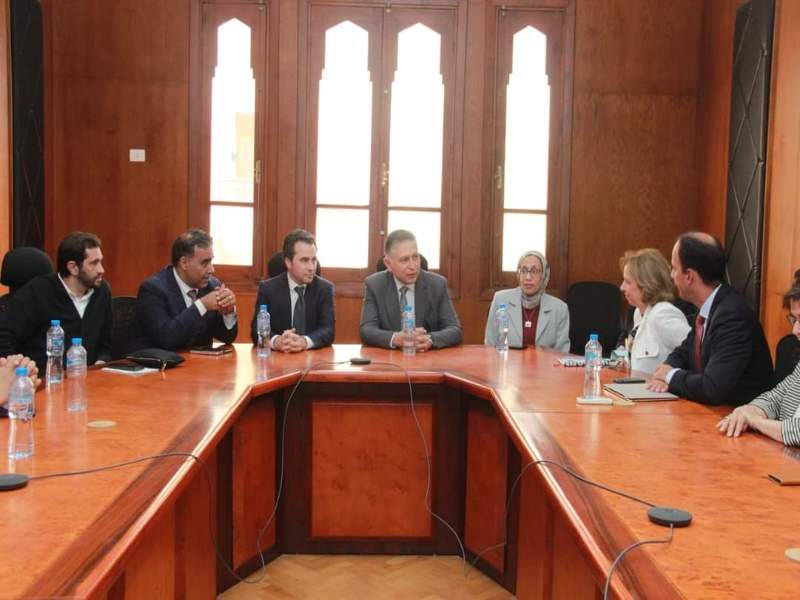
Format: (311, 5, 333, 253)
(484, 250, 570, 352)
(619, 248, 690, 374)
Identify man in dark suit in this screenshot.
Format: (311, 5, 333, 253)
(0, 231, 113, 371)
(360, 229, 462, 351)
(130, 229, 238, 351)
(250, 229, 334, 351)
(647, 232, 773, 406)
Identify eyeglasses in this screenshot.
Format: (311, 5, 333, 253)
(518, 267, 543, 278)
(787, 314, 799, 327)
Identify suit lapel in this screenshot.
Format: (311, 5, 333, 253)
(278, 273, 292, 331)
(415, 273, 428, 328)
(164, 268, 188, 317)
(506, 290, 522, 341)
(384, 272, 402, 331)
(536, 295, 552, 340)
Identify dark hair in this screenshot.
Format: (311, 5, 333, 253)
(384, 229, 416, 255)
(57, 231, 102, 277)
(676, 232, 726, 285)
(783, 269, 800, 309)
(171, 229, 212, 266)
(282, 229, 316, 261)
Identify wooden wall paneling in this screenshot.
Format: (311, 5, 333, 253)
(432, 386, 467, 554)
(310, 399, 434, 538)
(0, 0, 10, 273)
(215, 429, 236, 592)
(515, 465, 555, 600)
(761, 0, 800, 356)
(696, 0, 741, 240)
(123, 507, 176, 599)
(551, 519, 601, 600)
(45, 0, 191, 297)
(102, 574, 126, 600)
(464, 399, 508, 575)
(232, 398, 277, 569)
(175, 450, 218, 600)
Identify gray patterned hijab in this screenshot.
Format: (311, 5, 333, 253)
(517, 250, 550, 309)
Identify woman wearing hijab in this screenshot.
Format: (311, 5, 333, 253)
(619, 248, 690, 375)
(484, 250, 570, 351)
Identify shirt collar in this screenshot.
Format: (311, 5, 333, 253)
(172, 267, 196, 299)
(699, 284, 722, 320)
(58, 273, 94, 302)
(393, 276, 414, 292)
(287, 273, 307, 291)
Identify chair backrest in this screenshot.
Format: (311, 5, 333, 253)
(566, 281, 622, 356)
(267, 251, 322, 278)
(111, 296, 138, 360)
(775, 333, 800, 384)
(375, 254, 429, 273)
(0, 247, 54, 294)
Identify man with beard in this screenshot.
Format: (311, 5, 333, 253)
(130, 229, 238, 351)
(0, 231, 113, 371)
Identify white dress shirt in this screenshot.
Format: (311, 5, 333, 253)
(270, 274, 314, 349)
(58, 274, 94, 318)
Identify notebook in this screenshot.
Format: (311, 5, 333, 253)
(602, 382, 678, 402)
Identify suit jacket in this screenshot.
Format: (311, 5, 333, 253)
(0, 273, 113, 371)
(484, 288, 570, 352)
(629, 301, 690, 375)
(130, 266, 238, 351)
(360, 270, 462, 349)
(249, 273, 335, 348)
(665, 284, 774, 406)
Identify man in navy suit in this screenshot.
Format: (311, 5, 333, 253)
(647, 231, 773, 406)
(131, 229, 238, 351)
(250, 229, 335, 351)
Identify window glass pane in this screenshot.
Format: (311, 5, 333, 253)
(316, 207, 369, 268)
(210, 19, 255, 204)
(317, 21, 372, 206)
(211, 205, 253, 265)
(502, 212, 546, 272)
(504, 26, 550, 211)
(387, 210, 440, 270)
(388, 24, 443, 209)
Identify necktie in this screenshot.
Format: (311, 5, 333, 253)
(693, 315, 706, 372)
(187, 289, 198, 304)
(293, 286, 306, 335)
(399, 286, 409, 313)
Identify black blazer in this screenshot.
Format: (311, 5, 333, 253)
(665, 284, 774, 406)
(130, 266, 238, 351)
(249, 273, 335, 348)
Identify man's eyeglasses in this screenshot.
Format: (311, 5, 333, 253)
(787, 314, 799, 327)
(518, 267, 543, 278)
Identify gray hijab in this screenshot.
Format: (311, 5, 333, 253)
(518, 250, 550, 309)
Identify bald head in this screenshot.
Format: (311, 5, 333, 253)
(675, 231, 725, 285)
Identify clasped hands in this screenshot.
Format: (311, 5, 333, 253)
(200, 284, 237, 315)
(392, 327, 433, 353)
(273, 329, 308, 353)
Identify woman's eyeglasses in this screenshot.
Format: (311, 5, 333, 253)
(787, 314, 799, 326)
(518, 267, 543, 278)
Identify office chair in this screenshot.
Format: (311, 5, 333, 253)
(775, 334, 800, 384)
(375, 254, 429, 272)
(111, 296, 138, 360)
(0, 247, 54, 313)
(267, 251, 322, 279)
(566, 281, 622, 356)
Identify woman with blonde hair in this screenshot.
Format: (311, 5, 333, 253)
(484, 250, 569, 351)
(619, 248, 690, 374)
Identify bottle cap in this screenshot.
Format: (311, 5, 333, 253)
(72, 338, 82, 345)
(589, 333, 599, 341)
(260, 304, 267, 311)
(14, 367, 27, 377)
(404, 305, 412, 311)
(499, 303, 507, 309)
(51, 319, 61, 326)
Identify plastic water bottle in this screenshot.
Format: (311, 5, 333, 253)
(66, 338, 88, 412)
(46, 319, 65, 385)
(583, 333, 603, 399)
(256, 304, 271, 357)
(402, 305, 416, 356)
(495, 303, 510, 354)
(7, 367, 35, 460)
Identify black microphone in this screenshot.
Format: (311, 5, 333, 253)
(0, 473, 29, 491)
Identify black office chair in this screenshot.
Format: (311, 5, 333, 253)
(266, 251, 322, 279)
(775, 334, 800, 384)
(375, 254, 429, 272)
(0, 247, 54, 313)
(111, 296, 138, 360)
(566, 281, 622, 356)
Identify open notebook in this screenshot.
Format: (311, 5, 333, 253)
(603, 382, 677, 402)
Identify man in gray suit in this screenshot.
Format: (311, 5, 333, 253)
(360, 230, 462, 351)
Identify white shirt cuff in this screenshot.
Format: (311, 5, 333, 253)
(665, 368, 679, 384)
(304, 336, 314, 350)
(270, 334, 280, 349)
(194, 299, 207, 317)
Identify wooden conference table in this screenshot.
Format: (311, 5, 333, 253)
(0, 344, 798, 599)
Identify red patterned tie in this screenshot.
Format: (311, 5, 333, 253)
(693, 315, 706, 372)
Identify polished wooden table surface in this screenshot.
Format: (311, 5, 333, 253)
(1, 344, 798, 598)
